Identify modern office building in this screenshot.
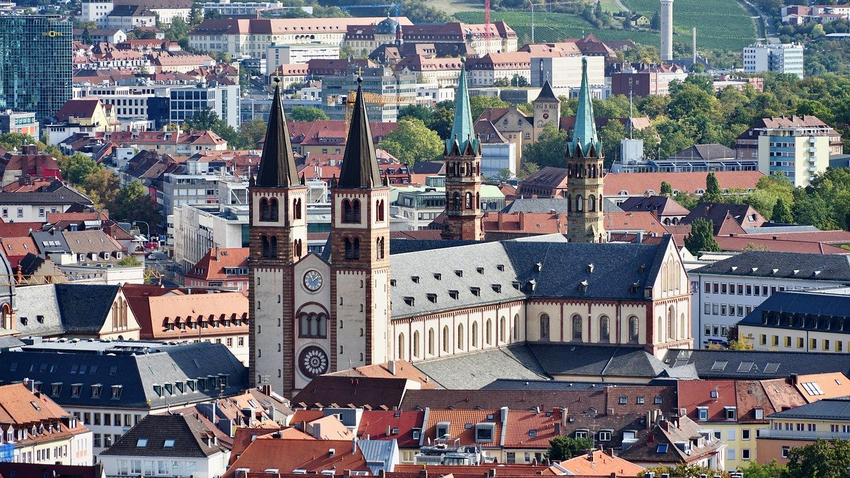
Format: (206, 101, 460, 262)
(0, 110, 39, 138)
(743, 43, 804, 79)
(0, 16, 73, 124)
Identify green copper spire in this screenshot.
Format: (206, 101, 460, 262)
(445, 58, 480, 155)
(568, 57, 602, 158)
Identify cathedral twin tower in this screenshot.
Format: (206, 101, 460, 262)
(249, 60, 605, 396)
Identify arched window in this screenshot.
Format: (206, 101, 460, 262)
(344, 237, 360, 260)
(629, 316, 639, 343)
(442, 325, 450, 353)
(352, 238, 360, 260)
(343, 199, 353, 223)
(428, 328, 435, 355)
(376, 200, 385, 222)
(485, 319, 492, 345)
(600, 315, 610, 342)
(452, 193, 461, 211)
(413, 331, 420, 358)
(567, 195, 572, 212)
(576, 195, 584, 212)
(588, 195, 596, 212)
(499, 316, 506, 343)
(261, 235, 270, 258)
(294, 239, 303, 257)
(514, 314, 520, 339)
(260, 198, 270, 221)
(398, 333, 405, 361)
(270, 236, 277, 258)
(376, 237, 385, 259)
(294, 198, 302, 219)
(457, 323, 464, 350)
(269, 198, 279, 221)
(657, 316, 664, 343)
(299, 312, 328, 338)
(680, 313, 687, 340)
(572, 315, 583, 341)
(471, 322, 479, 347)
(667, 306, 675, 339)
(465, 192, 472, 209)
(540, 314, 550, 340)
(352, 199, 361, 223)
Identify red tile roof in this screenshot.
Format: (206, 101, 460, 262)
(422, 409, 504, 447)
(224, 438, 369, 478)
(503, 410, 561, 449)
(676, 380, 737, 423)
(548, 450, 644, 476)
(357, 410, 424, 447)
(184, 247, 248, 282)
(229, 428, 311, 466)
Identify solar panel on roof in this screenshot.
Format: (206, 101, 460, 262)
(737, 362, 754, 373)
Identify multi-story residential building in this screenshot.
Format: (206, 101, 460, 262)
(0, 16, 73, 124)
(81, 0, 191, 26)
(0, 340, 248, 456)
(0, 111, 39, 138)
(189, 17, 411, 59)
(0, 383, 93, 465)
(466, 53, 531, 87)
(99, 414, 230, 478)
(738, 287, 850, 353)
(103, 5, 156, 31)
(393, 184, 505, 231)
(168, 84, 241, 128)
(757, 399, 850, 464)
(0, 180, 93, 223)
(743, 43, 804, 79)
(108, 129, 228, 156)
(343, 17, 401, 57)
(609, 63, 688, 97)
(394, 56, 463, 88)
(753, 116, 839, 187)
(401, 22, 518, 55)
(198, 0, 312, 18)
(183, 247, 249, 291)
(619, 416, 726, 470)
(689, 251, 850, 349)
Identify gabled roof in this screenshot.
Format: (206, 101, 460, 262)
(693, 251, 850, 280)
(61, 230, 124, 255)
(668, 144, 735, 161)
(54, 284, 121, 334)
(602, 171, 764, 196)
(552, 450, 644, 476)
(256, 83, 299, 188)
(337, 80, 383, 189)
(767, 399, 850, 420)
(534, 81, 559, 103)
(662, 348, 850, 379)
(101, 413, 227, 457)
(618, 196, 690, 217)
(224, 437, 370, 477)
(184, 247, 249, 281)
(676, 380, 737, 422)
(0, 182, 93, 206)
(0, 462, 104, 478)
(55, 98, 102, 123)
(681, 202, 765, 231)
(422, 408, 504, 446)
(0, 383, 70, 424)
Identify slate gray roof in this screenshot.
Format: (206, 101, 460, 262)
(0, 182, 92, 206)
(14, 284, 64, 336)
(390, 236, 673, 319)
(767, 399, 850, 420)
(0, 336, 24, 351)
(528, 344, 668, 379)
(739, 289, 850, 333)
(668, 144, 735, 161)
(0, 341, 247, 409)
(693, 251, 850, 281)
(101, 414, 227, 458)
(743, 225, 820, 234)
(357, 439, 396, 474)
(32, 231, 71, 255)
(661, 349, 850, 379)
(54, 284, 120, 334)
(413, 345, 548, 389)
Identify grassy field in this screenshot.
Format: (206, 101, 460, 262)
(455, 0, 757, 51)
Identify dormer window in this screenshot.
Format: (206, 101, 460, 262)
(470, 287, 480, 296)
(427, 293, 437, 303)
(449, 290, 459, 299)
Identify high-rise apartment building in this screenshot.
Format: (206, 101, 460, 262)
(742, 43, 804, 79)
(0, 16, 72, 124)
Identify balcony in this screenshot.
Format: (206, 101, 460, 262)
(758, 429, 850, 440)
(808, 147, 817, 153)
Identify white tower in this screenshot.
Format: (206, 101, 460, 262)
(660, 0, 674, 61)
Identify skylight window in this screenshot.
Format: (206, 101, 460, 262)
(137, 439, 148, 448)
(163, 439, 175, 449)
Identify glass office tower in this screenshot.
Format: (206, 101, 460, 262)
(0, 15, 73, 125)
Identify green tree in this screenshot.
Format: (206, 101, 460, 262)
(650, 9, 660, 29)
(490, 168, 513, 182)
(597, 120, 626, 169)
(428, 105, 455, 139)
(660, 181, 673, 196)
(183, 106, 220, 131)
(772, 197, 794, 223)
(239, 119, 269, 150)
(782, 439, 850, 478)
(547, 436, 594, 461)
(82, 26, 92, 45)
(61, 153, 102, 185)
(377, 118, 443, 166)
(738, 459, 784, 478)
(0, 133, 39, 151)
(522, 124, 568, 170)
(289, 106, 328, 122)
(684, 218, 720, 257)
(469, 96, 508, 121)
(80, 168, 120, 210)
(110, 180, 161, 229)
(703, 172, 723, 203)
(398, 104, 434, 124)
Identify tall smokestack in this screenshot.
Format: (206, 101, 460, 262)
(692, 27, 697, 64)
(660, 0, 674, 61)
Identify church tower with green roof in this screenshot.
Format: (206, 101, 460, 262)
(566, 58, 606, 244)
(442, 59, 483, 241)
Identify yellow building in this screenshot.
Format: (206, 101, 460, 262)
(757, 398, 850, 465)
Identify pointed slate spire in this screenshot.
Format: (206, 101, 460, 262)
(534, 80, 558, 103)
(445, 58, 479, 155)
(569, 58, 601, 158)
(338, 78, 383, 189)
(256, 80, 299, 187)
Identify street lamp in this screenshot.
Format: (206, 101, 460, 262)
(133, 220, 150, 240)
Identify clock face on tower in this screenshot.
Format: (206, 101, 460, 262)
(298, 346, 329, 378)
(303, 270, 323, 291)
